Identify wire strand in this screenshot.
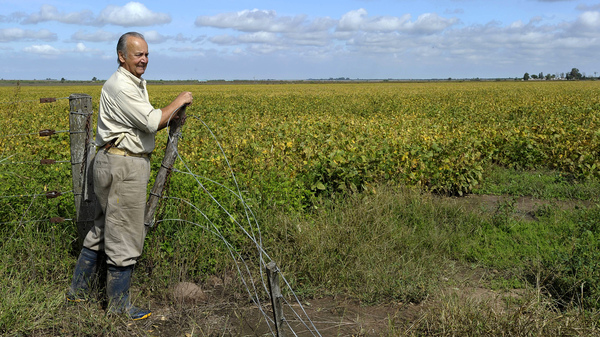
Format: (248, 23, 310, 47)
(159, 114, 321, 336)
(0, 97, 69, 105)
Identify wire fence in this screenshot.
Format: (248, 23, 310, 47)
(0, 95, 75, 227)
(0, 94, 323, 336)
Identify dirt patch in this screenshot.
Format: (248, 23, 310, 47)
(444, 194, 594, 221)
(141, 287, 417, 336)
(134, 264, 524, 336)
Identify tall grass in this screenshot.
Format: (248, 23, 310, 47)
(2, 170, 600, 335)
(264, 185, 469, 304)
(2, 171, 600, 334)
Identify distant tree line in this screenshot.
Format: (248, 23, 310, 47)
(522, 68, 593, 81)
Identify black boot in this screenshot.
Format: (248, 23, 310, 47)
(107, 265, 151, 320)
(66, 247, 98, 302)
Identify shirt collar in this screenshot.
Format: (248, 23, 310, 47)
(117, 66, 146, 88)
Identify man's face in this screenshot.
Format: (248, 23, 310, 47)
(118, 36, 148, 78)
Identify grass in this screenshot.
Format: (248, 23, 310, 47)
(474, 164, 600, 201)
(2, 166, 600, 335)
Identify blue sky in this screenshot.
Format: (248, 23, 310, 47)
(2, 0, 600, 80)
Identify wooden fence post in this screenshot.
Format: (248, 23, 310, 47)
(69, 93, 95, 248)
(266, 261, 286, 337)
(144, 106, 186, 228)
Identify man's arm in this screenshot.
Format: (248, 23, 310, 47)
(157, 91, 193, 130)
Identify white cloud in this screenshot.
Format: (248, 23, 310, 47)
(22, 4, 94, 25)
(0, 12, 27, 23)
(143, 30, 169, 43)
(72, 42, 103, 55)
(74, 30, 192, 45)
(369, 15, 412, 31)
(407, 13, 459, 34)
(338, 9, 417, 32)
(195, 8, 461, 57)
(19, 41, 101, 59)
(509, 20, 525, 29)
(75, 43, 87, 52)
(238, 32, 279, 44)
(246, 43, 286, 54)
(192, 35, 207, 43)
(190, 7, 600, 78)
(338, 9, 457, 34)
(303, 17, 337, 32)
(195, 9, 306, 32)
(285, 30, 331, 46)
(0, 28, 56, 42)
(346, 31, 412, 54)
(14, 2, 171, 27)
(210, 34, 238, 46)
(71, 30, 118, 42)
(198, 9, 336, 50)
(338, 9, 369, 31)
(174, 33, 189, 42)
(169, 46, 203, 52)
(576, 11, 600, 28)
(97, 2, 171, 27)
(23, 44, 60, 55)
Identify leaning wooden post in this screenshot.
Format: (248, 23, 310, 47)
(69, 93, 96, 248)
(266, 261, 286, 337)
(144, 106, 186, 228)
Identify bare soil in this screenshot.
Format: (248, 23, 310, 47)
(136, 262, 520, 336)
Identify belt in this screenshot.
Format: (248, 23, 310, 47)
(102, 146, 149, 158)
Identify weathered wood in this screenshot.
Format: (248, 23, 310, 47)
(144, 106, 187, 228)
(68, 93, 95, 249)
(266, 261, 286, 337)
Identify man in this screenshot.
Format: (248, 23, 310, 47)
(66, 32, 193, 320)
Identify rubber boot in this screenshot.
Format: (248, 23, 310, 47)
(106, 265, 151, 320)
(66, 247, 98, 302)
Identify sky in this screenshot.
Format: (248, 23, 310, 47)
(2, 0, 600, 81)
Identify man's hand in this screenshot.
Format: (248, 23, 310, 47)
(176, 91, 193, 107)
(158, 91, 194, 130)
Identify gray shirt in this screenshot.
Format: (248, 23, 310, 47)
(96, 66, 162, 154)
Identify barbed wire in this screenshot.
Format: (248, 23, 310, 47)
(160, 113, 321, 336)
(0, 129, 70, 139)
(0, 190, 73, 200)
(0, 96, 70, 105)
(154, 213, 277, 335)
(0, 155, 14, 164)
(0, 217, 72, 226)
(0, 103, 322, 336)
(0, 158, 70, 165)
(159, 113, 277, 334)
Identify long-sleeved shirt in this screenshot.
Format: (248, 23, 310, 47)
(95, 66, 162, 154)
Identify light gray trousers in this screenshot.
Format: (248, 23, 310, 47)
(83, 149, 150, 267)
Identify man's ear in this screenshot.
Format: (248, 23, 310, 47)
(118, 51, 126, 64)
